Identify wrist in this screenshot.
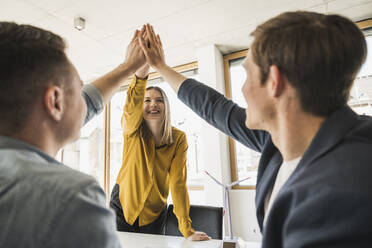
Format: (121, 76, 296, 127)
(119, 62, 136, 76)
(155, 63, 170, 73)
(135, 74, 149, 80)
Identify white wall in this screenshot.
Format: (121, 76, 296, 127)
(195, 45, 262, 242)
(196, 45, 228, 207)
(230, 190, 261, 241)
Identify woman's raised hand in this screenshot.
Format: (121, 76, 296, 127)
(124, 28, 146, 74)
(138, 24, 167, 71)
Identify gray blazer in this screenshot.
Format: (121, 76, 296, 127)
(0, 84, 121, 248)
(178, 78, 372, 248)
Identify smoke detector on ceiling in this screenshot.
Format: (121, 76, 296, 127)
(74, 17, 85, 31)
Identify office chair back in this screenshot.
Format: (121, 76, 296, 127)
(165, 204, 223, 239)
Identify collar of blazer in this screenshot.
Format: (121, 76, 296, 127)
(255, 105, 359, 230)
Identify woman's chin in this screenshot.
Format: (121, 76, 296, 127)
(144, 116, 163, 123)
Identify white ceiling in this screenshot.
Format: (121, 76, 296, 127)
(1, 0, 372, 82)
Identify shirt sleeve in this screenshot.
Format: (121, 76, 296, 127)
(82, 84, 105, 125)
(46, 180, 121, 248)
(178, 78, 270, 153)
(121, 75, 148, 136)
(169, 133, 195, 238)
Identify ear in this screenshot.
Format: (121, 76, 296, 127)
(44, 86, 64, 121)
(267, 65, 286, 97)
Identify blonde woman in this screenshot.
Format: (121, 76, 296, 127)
(110, 58, 210, 241)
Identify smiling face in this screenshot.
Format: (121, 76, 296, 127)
(143, 88, 165, 124)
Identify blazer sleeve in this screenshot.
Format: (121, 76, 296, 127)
(178, 78, 270, 153)
(168, 133, 195, 238)
(82, 84, 104, 125)
(122, 75, 147, 136)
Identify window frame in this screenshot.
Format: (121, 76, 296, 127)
(223, 50, 255, 190)
(356, 18, 372, 29)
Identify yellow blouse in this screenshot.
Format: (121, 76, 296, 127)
(116, 75, 195, 237)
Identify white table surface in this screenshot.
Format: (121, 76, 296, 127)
(117, 232, 261, 248)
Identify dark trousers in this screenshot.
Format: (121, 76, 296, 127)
(110, 184, 167, 235)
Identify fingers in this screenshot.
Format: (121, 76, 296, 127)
(130, 29, 139, 42)
(156, 34, 162, 47)
(139, 25, 156, 57)
(196, 235, 210, 241)
(138, 35, 149, 56)
(146, 23, 157, 44)
(151, 25, 158, 46)
(198, 232, 211, 241)
(147, 25, 162, 52)
(140, 25, 147, 40)
(189, 231, 211, 241)
(137, 24, 161, 48)
(137, 23, 166, 70)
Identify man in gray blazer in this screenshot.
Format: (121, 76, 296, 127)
(0, 22, 146, 247)
(138, 11, 372, 248)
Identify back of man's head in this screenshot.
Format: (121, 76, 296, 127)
(250, 11, 367, 117)
(0, 22, 71, 133)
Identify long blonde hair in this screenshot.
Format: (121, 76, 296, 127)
(141, 86, 173, 145)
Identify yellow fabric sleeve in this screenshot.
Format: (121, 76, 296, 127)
(121, 75, 147, 135)
(169, 133, 195, 238)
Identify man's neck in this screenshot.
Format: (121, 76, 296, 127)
(270, 110, 326, 161)
(5, 122, 60, 158)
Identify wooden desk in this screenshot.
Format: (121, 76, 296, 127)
(117, 232, 261, 248)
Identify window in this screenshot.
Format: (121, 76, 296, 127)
(224, 50, 257, 189)
(156, 73, 205, 190)
(350, 22, 372, 116)
(109, 90, 126, 193)
(57, 112, 105, 189)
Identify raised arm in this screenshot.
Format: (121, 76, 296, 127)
(121, 75, 147, 136)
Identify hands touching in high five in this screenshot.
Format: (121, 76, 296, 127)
(138, 24, 166, 71)
(138, 24, 187, 93)
(91, 27, 148, 104)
